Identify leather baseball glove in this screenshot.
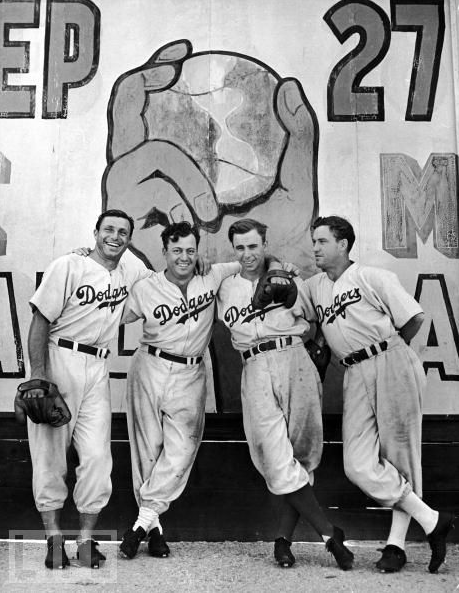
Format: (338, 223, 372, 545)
(252, 270, 298, 310)
(304, 339, 331, 382)
(14, 379, 71, 427)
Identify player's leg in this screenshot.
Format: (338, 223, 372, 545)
(274, 498, 299, 567)
(139, 362, 207, 549)
(376, 341, 455, 573)
(241, 346, 353, 569)
(282, 345, 354, 569)
(123, 352, 207, 558)
(342, 362, 411, 506)
(39, 509, 69, 570)
(342, 346, 453, 573)
(72, 355, 111, 568)
(27, 345, 79, 569)
(241, 353, 307, 567)
(241, 352, 309, 493)
(373, 341, 419, 571)
(376, 509, 410, 573)
(342, 363, 414, 571)
(120, 349, 167, 559)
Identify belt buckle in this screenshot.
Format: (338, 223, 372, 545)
(257, 342, 267, 353)
(342, 352, 358, 366)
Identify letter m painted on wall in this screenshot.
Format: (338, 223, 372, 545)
(380, 154, 459, 258)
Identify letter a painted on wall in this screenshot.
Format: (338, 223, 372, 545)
(414, 274, 459, 381)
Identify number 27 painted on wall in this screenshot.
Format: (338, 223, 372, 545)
(325, 0, 445, 121)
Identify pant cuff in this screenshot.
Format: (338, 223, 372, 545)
(36, 504, 64, 513)
(140, 499, 167, 515)
(393, 483, 413, 508)
(266, 474, 310, 495)
(76, 507, 103, 515)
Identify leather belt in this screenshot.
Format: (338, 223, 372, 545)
(148, 345, 202, 365)
(58, 338, 110, 359)
(340, 340, 388, 367)
(242, 336, 293, 361)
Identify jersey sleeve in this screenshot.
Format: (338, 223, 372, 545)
(121, 249, 152, 285)
(121, 279, 147, 324)
(295, 278, 317, 321)
(29, 256, 74, 323)
(210, 262, 241, 287)
(360, 266, 423, 329)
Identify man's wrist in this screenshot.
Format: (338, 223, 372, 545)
(265, 254, 281, 271)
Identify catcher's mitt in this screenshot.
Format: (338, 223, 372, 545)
(253, 270, 298, 310)
(14, 379, 71, 427)
(305, 339, 331, 382)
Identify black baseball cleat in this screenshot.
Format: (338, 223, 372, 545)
(274, 537, 295, 567)
(77, 539, 106, 568)
(148, 527, 170, 558)
(325, 526, 354, 571)
(119, 526, 146, 559)
(376, 545, 407, 572)
(45, 534, 70, 569)
(427, 511, 455, 573)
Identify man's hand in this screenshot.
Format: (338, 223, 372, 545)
(267, 260, 300, 285)
(282, 262, 300, 277)
(195, 254, 211, 276)
(72, 247, 92, 256)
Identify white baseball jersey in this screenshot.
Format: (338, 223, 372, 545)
(217, 274, 314, 351)
(123, 262, 240, 357)
(30, 250, 149, 348)
(303, 263, 423, 359)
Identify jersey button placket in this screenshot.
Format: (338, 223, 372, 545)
(97, 272, 112, 345)
(252, 281, 262, 343)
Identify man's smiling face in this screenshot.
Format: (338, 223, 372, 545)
(232, 229, 267, 278)
(93, 216, 132, 263)
(163, 234, 198, 284)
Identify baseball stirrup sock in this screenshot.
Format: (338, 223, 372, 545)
(386, 509, 410, 549)
(399, 493, 438, 534)
(133, 507, 159, 533)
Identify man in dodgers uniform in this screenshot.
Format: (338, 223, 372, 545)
(305, 215, 455, 573)
(217, 218, 354, 570)
(118, 221, 242, 560)
(27, 209, 149, 569)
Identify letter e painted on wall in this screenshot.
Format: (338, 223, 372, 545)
(0, 0, 40, 118)
(43, 0, 100, 118)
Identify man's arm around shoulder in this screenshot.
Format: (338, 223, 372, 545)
(399, 312, 424, 345)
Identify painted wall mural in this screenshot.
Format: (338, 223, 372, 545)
(0, 0, 458, 415)
(102, 39, 319, 276)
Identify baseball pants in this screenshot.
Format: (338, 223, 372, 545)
(28, 342, 112, 514)
(342, 335, 426, 507)
(126, 346, 207, 515)
(241, 338, 323, 495)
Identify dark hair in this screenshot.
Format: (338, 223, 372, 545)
(311, 216, 355, 252)
(228, 218, 268, 244)
(161, 221, 200, 249)
(96, 209, 135, 238)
